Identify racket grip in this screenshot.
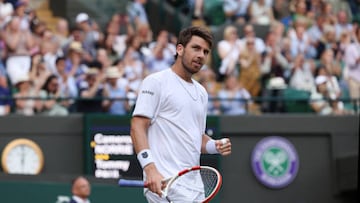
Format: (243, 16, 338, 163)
(118, 179, 146, 187)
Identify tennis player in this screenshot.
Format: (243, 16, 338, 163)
(131, 26, 232, 202)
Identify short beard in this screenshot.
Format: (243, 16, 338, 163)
(181, 56, 199, 75)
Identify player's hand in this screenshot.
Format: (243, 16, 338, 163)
(144, 163, 165, 197)
(216, 138, 231, 156)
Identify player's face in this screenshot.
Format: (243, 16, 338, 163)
(179, 36, 210, 74)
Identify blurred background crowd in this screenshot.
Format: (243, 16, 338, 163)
(0, 0, 359, 116)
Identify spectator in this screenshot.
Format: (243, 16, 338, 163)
(93, 47, 113, 71)
(39, 74, 69, 116)
(310, 75, 349, 115)
(65, 41, 88, 86)
(222, 0, 251, 24)
(316, 24, 340, 60)
(341, 30, 360, 104)
(77, 68, 105, 113)
(0, 0, 13, 28)
(55, 56, 78, 112)
(4, 16, 34, 85)
(334, 10, 353, 39)
(145, 30, 176, 74)
(104, 14, 134, 59)
(317, 48, 342, 81)
(122, 35, 146, 93)
(261, 31, 290, 82)
(249, 0, 275, 25)
(102, 67, 130, 115)
(53, 17, 70, 50)
(13, 74, 43, 115)
(28, 54, 52, 107)
(40, 28, 62, 74)
(0, 67, 11, 115)
(288, 19, 317, 59)
(13, 0, 30, 31)
(272, 0, 291, 27)
(216, 75, 253, 115)
(217, 25, 242, 76)
(306, 14, 327, 52)
(190, 0, 204, 19)
(70, 176, 91, 203)
(127, 0, 149, 27)
(289, 54, 316, 93)
(75, 12, 102, 60)
(196, 66, 221, 115)
(240, 24, 266, 55)
(238, 37, 262, 97)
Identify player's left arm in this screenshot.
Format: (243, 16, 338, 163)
(201, 134, 231, 156)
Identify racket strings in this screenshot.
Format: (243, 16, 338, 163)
(200, 168, 219, 197)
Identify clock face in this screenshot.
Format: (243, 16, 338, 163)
(1, 139, 44, 175)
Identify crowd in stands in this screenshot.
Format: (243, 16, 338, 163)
(0, 0, 359, 116)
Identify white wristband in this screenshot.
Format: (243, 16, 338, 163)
(137, 149, 154, 168)
(206, 140, 219, 154)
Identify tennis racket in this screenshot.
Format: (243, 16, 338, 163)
(118, 165, 222, 203)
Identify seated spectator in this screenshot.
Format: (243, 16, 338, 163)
(289, 54, 316, 93)
(29, 53, 52, 90)
(4, 16, 34, 85)
(0, 68, 11, 115)
(0, 0, 13, 28)
(249, 0, 275, 25)
(222, 0, 251, 24)
(316, 25, 340, 60)
(127, 0, 149, 27)
(55, 56, 78, 112)
(75, 12, 103, 60)
(217, 25, 242, 76)
(102, 67, 130, 115)
(272, 0, 291, 27)
(240, 24, 266, 55)
(53, 17, 71, 50)
(77, 68, 105, 113)
(238, 37, 262, 97)
(122, 36, 146, 93)
(104, 14, 134, 59)
(145, 30, 175, 74)
(261, 31, 290, 83)
(317, 48, 342, 82)
(334, 10, 353, 40)
(216, 75, 253, 115)
(341, 30, 360, 106)
(310, 75, 350, 115)
(39, 74, 69, 116)
(65, 41, 88, 86)
(288, 19, 317, 59)
(196, 66, 221, 115)
(13, 74, 43, 115)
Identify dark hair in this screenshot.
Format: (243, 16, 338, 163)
(42, 74, 58, 91)
(174, 26, 213, 59)
(55, 56, 66, 65)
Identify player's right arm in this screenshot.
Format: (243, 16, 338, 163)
(131, 115, 164, 197)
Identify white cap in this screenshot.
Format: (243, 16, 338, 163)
(315, 75, 327, 85)
(75, 13, 89, 23)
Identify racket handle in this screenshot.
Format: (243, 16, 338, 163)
(118, 179, 146, 187)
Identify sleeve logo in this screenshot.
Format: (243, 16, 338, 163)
(141, 90, 154, 96)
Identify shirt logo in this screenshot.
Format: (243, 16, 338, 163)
(141, 152, 148, 158)
(251, 136, 299, 189)
(141, 90, 154, 96)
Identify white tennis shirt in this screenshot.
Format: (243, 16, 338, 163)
(133, 68, 208, 179)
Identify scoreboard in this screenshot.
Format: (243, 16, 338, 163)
(84, 115, 221, 179)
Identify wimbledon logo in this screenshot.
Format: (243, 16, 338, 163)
(251, 136, 299, 189)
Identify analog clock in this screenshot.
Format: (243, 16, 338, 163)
(1, 138, 44, 175)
